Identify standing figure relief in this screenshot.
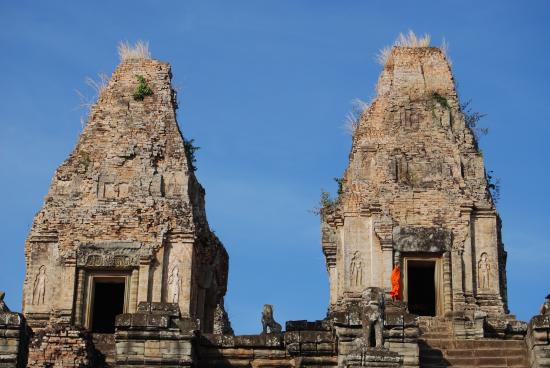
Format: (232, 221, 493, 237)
(32, 265, 47, 305)
(350, 251, 364, 288)
(478, 253, 491, 290)
(168, 265, 180, 304)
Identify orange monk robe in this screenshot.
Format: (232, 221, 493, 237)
(390, 265, 401, 300)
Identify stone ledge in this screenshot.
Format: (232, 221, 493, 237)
(200, 333, 284, 348)
(285, 320, 332, 331)
(0, 312, 22, 327)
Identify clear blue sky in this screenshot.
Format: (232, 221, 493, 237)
(1, 1, 549, 334)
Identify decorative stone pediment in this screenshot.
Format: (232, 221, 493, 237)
(76, 241, 152, 268)
(393, 226, 452, 253)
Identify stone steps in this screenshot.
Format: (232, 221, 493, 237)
(91, 333, 116, 368)
(419, 338, 529, 367)
(418, 319, 528, 367)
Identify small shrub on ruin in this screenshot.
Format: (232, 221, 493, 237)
(310, 190, 337, 216)
(133, 75, 153, 101)
(334, 177, 344, 196)
(184, 138, 200, 172)
(118, 40, 151, 62)
(376, 46, 393, 66)
(486, 170, 501, 204)
(320, 190, 335, 207)
(75, 73, 109, 128)
(77, 150, 91, 170)
(395, 30, 431, 48)
(343, 98, 369, 135)
(376, 30, 431, 66)
(440, 38, 452, 66)
(460, 100, 488, 141)
(432, 92, 450, 109)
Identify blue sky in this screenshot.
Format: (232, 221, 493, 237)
(0, 1, 549, 334)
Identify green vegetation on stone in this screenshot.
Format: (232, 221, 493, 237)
(184, 138, 200, 172)
(334, 177, 344, 196)
(432, 92, 450, 108)
(133, 75, 153, 101)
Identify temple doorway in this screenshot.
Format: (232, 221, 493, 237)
(404, 258, 440, 316)
(90, 277, 126, 333)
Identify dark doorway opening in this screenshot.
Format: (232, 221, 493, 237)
(91, 279, 125, 333)
(407, 261, 436, 316)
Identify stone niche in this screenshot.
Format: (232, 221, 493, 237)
(23, 235, 65, 326)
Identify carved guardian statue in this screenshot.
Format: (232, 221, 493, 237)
(540, 294, 550, 316)
(0, 291, 10, 312)
(360, 287, 385, 347)
(261, 304, 282, 334)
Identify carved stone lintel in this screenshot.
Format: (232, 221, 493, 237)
(393, 226, 452, 253)
(76, 241, 153, 268)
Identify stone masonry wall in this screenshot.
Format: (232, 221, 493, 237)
(0, 312, 27, 368)
(527, 315, 550, 368)
(27, 326, 94, 368)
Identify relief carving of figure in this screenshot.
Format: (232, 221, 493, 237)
(360, 287, 385, 347)
(350, 251, 364, 288)
(164, 173, 181, 197)
(32, 265, 47, 305)
(261, 304, 282, 334)
(168, 265, 180, 304)
(478, 253, 490, 290)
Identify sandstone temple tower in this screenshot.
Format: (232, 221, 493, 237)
(321, 46, 509, 318)
(21, 57, 229, 334)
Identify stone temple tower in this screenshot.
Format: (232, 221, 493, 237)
(321, 47, 509, 319)
(22, 58, 229, 334)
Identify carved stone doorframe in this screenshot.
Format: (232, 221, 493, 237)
(82, 272, 132, 331)
(402, 256, 444, 317)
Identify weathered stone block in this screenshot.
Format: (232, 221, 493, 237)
(284, 331, 300, 344)
(286, 342, 300, 355)
(317, 342, 335, 353)
(253, 348, 286, 359)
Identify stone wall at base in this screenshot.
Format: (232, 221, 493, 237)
(197, 321, 337, 367)
(198, 334, 290, 367)
(115, 330, 194, 367)
(0, 302, 538, 367)
(527, 315, 550, 368)
(331, 296, 420, 368)
(0, 312, 27, 368)
(114, 302, 195, 367)
(27, 326, 94, 368)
